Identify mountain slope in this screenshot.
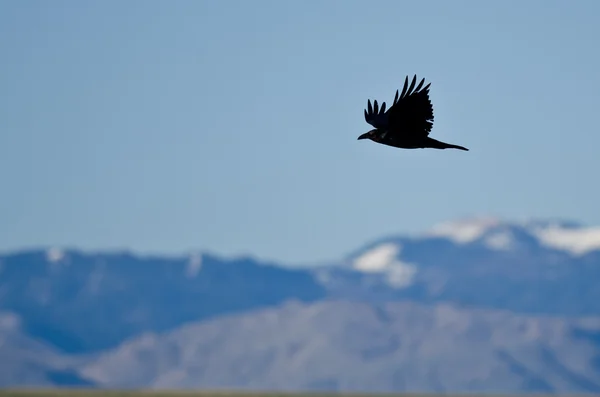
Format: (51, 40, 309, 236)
(2, 216, 600, 391)
(0, 250, 326, 353)
(316, 217, 600, 315)
(77, 300, 600, 393)
(0, 311, 94, 387)
(2, 215, 600, 385)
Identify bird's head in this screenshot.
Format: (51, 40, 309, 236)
(357, 129, 378, 141)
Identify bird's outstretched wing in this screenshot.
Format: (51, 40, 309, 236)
(386, 75, 434, 137)
(364, 98, 388, 129)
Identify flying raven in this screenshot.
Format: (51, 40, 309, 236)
(358, 75, 468, 151)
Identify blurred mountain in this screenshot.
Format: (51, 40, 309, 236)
(317, 217, 600, 314)
(0, 311, 94, 387)
(0, 250, 326, 353)
(1, 216, 600, 392)
(77, 300, 600, 393)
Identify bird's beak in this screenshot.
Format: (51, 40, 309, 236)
(357, 132, 370, 140)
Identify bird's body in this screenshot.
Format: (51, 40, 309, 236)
(358, 75, 468, 151)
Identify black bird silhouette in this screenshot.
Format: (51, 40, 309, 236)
(358, 75, 468, 151)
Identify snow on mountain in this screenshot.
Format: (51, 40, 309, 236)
(351, 243, 417, 288)
(336, 216, 600, 300)
(46, 247, 67, 264)
(482, 228, 515, 250)
(185, 252, 203, 278)
(424, 216, 600, 255)
(529, 222, 600, 256)
(426, 216, 502, 243)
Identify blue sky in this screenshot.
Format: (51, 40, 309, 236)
(1, 0, 599, 264)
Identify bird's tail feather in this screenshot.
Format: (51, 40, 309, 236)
(426, 137, 469, 151)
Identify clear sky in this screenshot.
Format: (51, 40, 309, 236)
(1, 0, 599, 265)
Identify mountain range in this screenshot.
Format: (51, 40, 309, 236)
(2, 216, 600, 393)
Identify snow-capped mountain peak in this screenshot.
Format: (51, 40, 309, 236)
(46, 247, 66, 263)
(426, 217, 501, 243)
(352, 243, 400, 273)
(424, 216, 520, 251)
(529, 222, 600, 256)
(351, 243, 417, 288)
(421, 216, 600, 256)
